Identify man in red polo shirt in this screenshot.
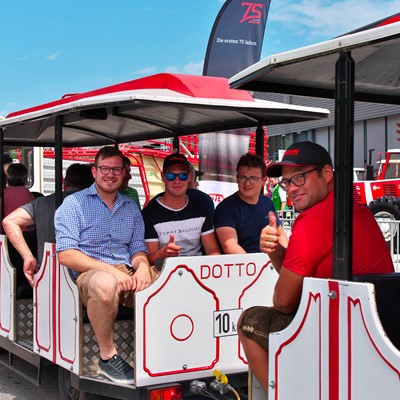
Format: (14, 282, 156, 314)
(238, 141, 394, 395)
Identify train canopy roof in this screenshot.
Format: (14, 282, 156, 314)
(0, 73, 328, 147)
(229, 21, 400, 105)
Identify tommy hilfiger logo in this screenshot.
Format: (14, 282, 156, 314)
(240, 2, 263, 23)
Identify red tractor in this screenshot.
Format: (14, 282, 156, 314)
(353, 149, 400, 244)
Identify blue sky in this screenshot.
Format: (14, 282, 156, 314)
(1, 0, 399, 117)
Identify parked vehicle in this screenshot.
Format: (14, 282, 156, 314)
(353, 150, 400, 213)
(353, 149, 400, 245)
(353, 167, 365, 181)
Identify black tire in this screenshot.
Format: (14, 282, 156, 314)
(58, 367, 84, 400)
(368, 196, 400, 249)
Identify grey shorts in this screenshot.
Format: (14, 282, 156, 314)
(239, 306, 294, 351)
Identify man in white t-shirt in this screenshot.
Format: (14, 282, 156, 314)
(142, 153, 220, 265)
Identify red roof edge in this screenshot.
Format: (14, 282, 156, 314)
(7, 73, 254, 118)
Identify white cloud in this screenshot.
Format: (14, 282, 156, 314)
(270, 0, 400, 39)
(164, 65, 180, 73)
(0, 101, 19, 117)
(184, 61, 204, 75)
(46, 52, 61, 61)
(133, 66, 158, 75)
(132, 61, 203, 77)
(164, 61, 204, 75)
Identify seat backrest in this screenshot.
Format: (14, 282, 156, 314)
(7, 231, 38, 299)
(353, 273, 400, 350)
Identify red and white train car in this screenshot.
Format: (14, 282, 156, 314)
(0, 73, 327, 399)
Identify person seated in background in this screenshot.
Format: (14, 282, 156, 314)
(2, 154, 13, 172)
(2, 163, 95, 286)
(142, 153, 220, 265)
(191, 166, 203, 189)
(119, 156, 141, 208)
(31, 191, 44, 198)
(4, 163, 35, 218)
(268, 176, 288, 217)
(187, 162, 215, 214)
(238, 141, 394, 396)
(214, 153, 288, 254)
(0, 169, 7, 218)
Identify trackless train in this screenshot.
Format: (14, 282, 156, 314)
(0, 73, 327, 399)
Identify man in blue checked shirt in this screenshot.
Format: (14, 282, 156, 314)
(55, 146, 152, 385)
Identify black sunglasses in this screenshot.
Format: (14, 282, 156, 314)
(165, 172, 189, 181)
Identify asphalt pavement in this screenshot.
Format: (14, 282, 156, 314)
(0, 349, 230, 400)
(0, 350, 109, 400)
(0, 359, 59, 400)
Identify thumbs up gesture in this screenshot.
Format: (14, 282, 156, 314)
(260, 211, 279, 254)
(163, 233, 182, 258)
(268, 211, 277, 230)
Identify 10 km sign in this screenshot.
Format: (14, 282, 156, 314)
(213, 309, 242, 337)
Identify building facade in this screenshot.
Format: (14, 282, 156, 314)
(258, 92, 400, 169)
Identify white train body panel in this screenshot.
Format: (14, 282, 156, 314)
(34, 242, 80, 373)
(268, 278, 400, 400)
(135, 254, 278, 386)
(0, 235, 15, 340)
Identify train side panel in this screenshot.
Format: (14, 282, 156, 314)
(135, 253, 278, 386)
(34, 243, 80, 373)
(268, 278, 400, 400)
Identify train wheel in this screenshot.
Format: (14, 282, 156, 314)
(369, 196, 400, 250)
(58, 367, 84, 400)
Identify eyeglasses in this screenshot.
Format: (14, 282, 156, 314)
(97, 166, 124, 176)
(165, 172, 189, 181)
(278, 168, 321, 191)
(237, 175, 263, 184)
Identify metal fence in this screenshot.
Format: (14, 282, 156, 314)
(280, 216, 400, 272)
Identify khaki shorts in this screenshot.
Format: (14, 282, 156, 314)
(239, 306, 294, 351)
(76, 264, 160, 308)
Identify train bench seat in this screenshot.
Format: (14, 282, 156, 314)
(7, 231, 37, 299)
(62, 266, 134, 323)
(60, 266, 135, 324)
(353, 273, 400, 350)
(82, 305, 133, 323)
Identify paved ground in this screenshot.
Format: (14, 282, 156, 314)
(0, 350, 110, 400)
(0, 359, 59, 400)
(0, 349, 232, 400)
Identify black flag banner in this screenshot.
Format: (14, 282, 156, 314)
(203, 0, 270, 78)
(200, 0, 270, 203)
